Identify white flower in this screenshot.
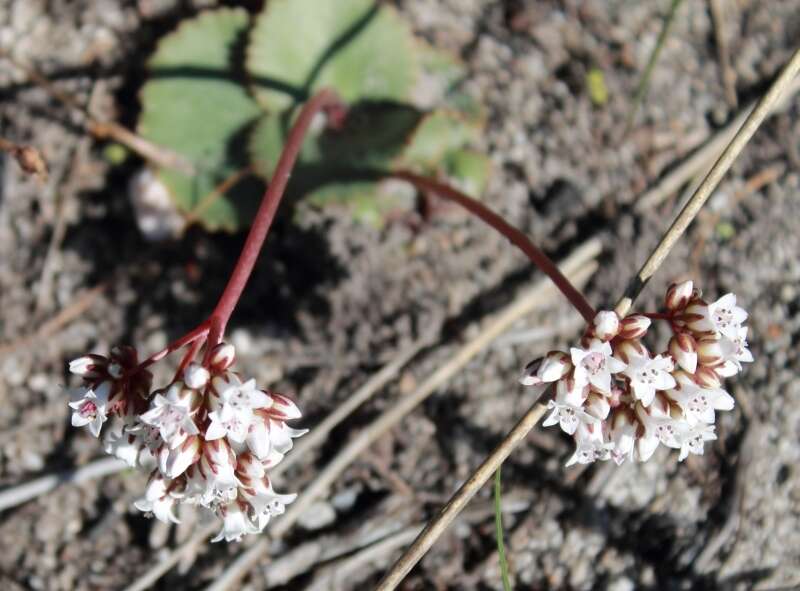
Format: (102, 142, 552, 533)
(196, 439, 240, 503)
(566, 422, 613, 466)
(212, 375, 272, 414)
(609, 411, 637, 465)
(158, 435, 200, 478)
(246, 414, 308, 466)
(140, 386, 198, 448)
(134, 473, 179, 524)
(622, 353, 676, 407)
(68, 382, 110, 437)
(677, 423, 717, 461)
(519, 352, 571, 386)
(570, 339, 627, 394)
(103, 418, 142, 467)
(635, 401, 682, 461)
(689, 293, 747, 339)
(542, 380, 592, 436)
(716, 326, 753, 377)
(212, 503, 258, 542)
(206, 405, 252, 444)
(236, 453, 296, 524)
(667, 380, 734, 425)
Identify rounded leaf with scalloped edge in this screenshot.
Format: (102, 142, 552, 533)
(138, 8, 263, 233)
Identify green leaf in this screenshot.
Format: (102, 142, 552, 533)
(138, 8, 263, 232)
(443, 149, 492, 198)
(400, 109, 483, 169)
(246, 0, 417, 111)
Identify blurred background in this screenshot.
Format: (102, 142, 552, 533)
(0, 0, 799, 589)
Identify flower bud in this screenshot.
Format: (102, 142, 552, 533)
(519, 351, 571, 386)
(682, 301, 714, 335)
(209, 342, 236, 372)
(585, 392, 611, 420)
(696, 337, 724, 367)
(592, 311, 620, 341)
(669, 333, 697, 373)
(613, 339, 648, 364)
(618, 314, 651, 340)
(665, 280, 694, 311)
(69, 355, 106, 378)
(184, 363, 210, 390)
(694, 366, 722, 389)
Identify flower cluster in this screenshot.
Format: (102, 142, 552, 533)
(67, 342, 305, 541)
(521, 281, 752, 466)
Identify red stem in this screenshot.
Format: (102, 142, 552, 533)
(204, 89, 345, 357)
(391, 171, 596, 322)
(642, 312, 672, 320)
(139, 322, 210, 369)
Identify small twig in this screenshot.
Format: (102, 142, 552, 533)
(616, 46, 800, 317)
(635, 74, 800, 212)
(184, 164, 257, 226)
(0, 49, 193, 174)
(375, 403, 547, 591)
(624, 0, 686, 135)
(0, 457, 126, 512)
(709, 0, 738, 109)
(204, 240, 601, 591)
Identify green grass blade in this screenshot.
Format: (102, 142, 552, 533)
(624, 0, 686, 135)
(494, 466, 513, 591)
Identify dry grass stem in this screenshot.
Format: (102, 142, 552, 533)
(375, 403, 547, 590)
(635, 75, 800, 212)
(616, 46, 800, 317)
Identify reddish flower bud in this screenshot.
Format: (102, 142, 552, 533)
(613, 339, 648, 364)
(669, 333, 697, 374)
(665, 280, 694, 311)
(696, 337, 724, 367)
(209, 342, 236, 372)
(694, 366, 723, 389)
(618, 314, 651, 340)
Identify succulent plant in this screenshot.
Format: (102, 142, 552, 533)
(137, 1, 491, 233)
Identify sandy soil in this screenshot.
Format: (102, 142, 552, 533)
(0, 0, 799, 589)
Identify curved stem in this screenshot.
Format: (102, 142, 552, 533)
(203, 89, 345, 357)
(392, 171, 596, 322)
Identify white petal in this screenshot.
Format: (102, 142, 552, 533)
(205, 419, 227, 441)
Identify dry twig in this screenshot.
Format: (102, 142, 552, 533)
(616, 46, 800, 316)
(635, 74, 800, 212)
(0, 49, 193, 174)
